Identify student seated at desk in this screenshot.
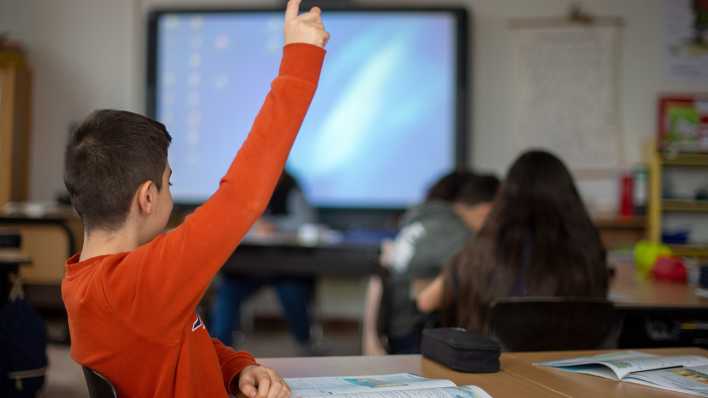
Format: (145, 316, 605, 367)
(60, 2, 328, 397)
(417, 150, 609, 334)
(209, 171, 320, 354)
(364, 171, 499, 354)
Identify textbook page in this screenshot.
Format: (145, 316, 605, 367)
(291, 385, 493, 398)
(538, 351, 708, 380)
(286, 374, 455, 397)
(625, 365, 708, 397)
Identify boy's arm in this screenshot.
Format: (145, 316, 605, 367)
(104, 1, 328, 337)
(125, 43, 325, 335)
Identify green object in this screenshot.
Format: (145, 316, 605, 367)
(667, 106, 700, 144)
(634, 240, 672, 277)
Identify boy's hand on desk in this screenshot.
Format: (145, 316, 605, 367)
(237, 365, 290, 398)
(284, 0, 330, 48)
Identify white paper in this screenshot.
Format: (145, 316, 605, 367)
(511, 24, 623, 171)
(626, 365, 708, 397)
(538, 351, 708, 395)
(290, 386, 492, 398)
(286, 373, 456, 398)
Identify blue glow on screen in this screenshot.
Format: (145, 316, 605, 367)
(155, 12, 456, 207)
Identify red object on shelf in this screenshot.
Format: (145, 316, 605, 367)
(619, 172, 634, 217)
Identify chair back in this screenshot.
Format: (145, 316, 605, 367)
(488, 297, 617, 351)
(82, 367, 118, 398)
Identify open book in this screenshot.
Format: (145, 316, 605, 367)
(538, 351, 708, 396)
(285, 373, 492, 398)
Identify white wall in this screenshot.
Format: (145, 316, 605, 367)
(0, 0, 137, 201)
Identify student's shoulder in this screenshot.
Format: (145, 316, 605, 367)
(401, 200, 455, 225)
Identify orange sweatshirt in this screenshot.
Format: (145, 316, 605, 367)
(62, 43, 325, 398)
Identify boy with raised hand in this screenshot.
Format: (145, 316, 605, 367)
(61, 1, 328, 397)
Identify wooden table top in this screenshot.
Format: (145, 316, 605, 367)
(610, 263, 708, 309)
(260, 348, 708, 398)
(0, 248, 31, 265)
(505, 347, 708, 398)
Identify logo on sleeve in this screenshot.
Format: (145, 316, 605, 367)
(192, 314, 205, 332)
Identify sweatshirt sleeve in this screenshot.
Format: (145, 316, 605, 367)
(103, 44, 325, 339)
(211, 338, 258, 394)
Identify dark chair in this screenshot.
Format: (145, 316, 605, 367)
(82, 367, 118, 398)
(488, 297, 618, 351)
(376, 269, 439, 354)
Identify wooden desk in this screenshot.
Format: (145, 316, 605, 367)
(0, 209, 80, 283)
(610, 262, 708, 310)
(505, 348, 708, 398)
(610, 264, 707, 348)
(259, 355, 564, 397)
(261, 348, 708, 398)
(0, 248, 31, 265)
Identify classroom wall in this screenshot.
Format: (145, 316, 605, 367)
(2, 0, 707, 210)
(0, 0, 138, 203)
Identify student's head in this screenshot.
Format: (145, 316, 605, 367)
(442, 150, 607, 331)
(452, 174, 500, 232)
(425, 170, 476, 203)
(487, 150, 606, 277)
(64, 110, 173, 242)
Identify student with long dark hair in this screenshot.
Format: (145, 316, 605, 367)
(417, 150, 609, 333)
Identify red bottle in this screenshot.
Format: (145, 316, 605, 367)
(619, 172, 634, 217)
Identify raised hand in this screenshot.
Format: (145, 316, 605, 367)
(284, 0, 330, 48)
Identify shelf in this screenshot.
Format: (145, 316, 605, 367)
(660, 153, 708, 167)
(663, 199, 708, 213)
(669, 244, 708, 258)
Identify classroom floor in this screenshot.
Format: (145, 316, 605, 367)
(40, 325, 361, 397)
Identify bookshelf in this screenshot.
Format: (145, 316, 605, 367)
(648, 152, 708, 258)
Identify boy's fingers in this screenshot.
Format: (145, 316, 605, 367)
(257, 372, 271, 398)
(299, 10, 322, 24)
(266, 380, 283, 398)
(305, 21, 325, 31)
(241, 385, 257, 398)
(239, 374, 257, 398)
(285, 0, 302, 22)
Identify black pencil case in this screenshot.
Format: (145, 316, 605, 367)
(421, 328, 501, 373)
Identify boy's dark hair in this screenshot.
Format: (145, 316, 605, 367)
(64, 110, 172, 231)
(455, 174, 500, 206)
(425, 170, 476, 202)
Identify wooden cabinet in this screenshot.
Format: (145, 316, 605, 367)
(0, 44, 31, 207)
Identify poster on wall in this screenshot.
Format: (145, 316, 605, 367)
(665, 0, 708, 81)
(510, 22, 623, 173)
(658, 95, 708, 152)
